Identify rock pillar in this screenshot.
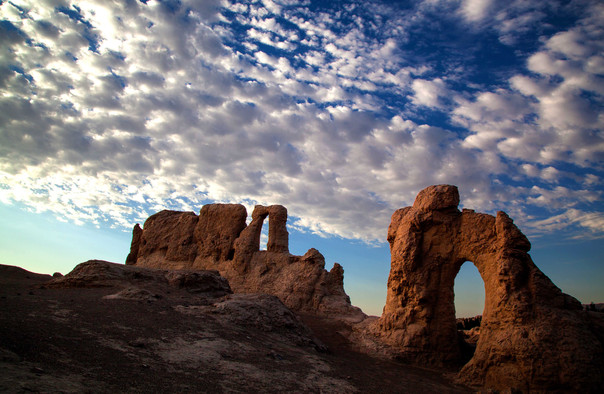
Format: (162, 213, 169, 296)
(267, 205, 289, 253)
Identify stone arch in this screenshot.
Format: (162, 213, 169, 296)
(378, 185, 604, 391)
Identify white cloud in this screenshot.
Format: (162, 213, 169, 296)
(411, 78, 446, 108)
(527, 186, 599, 209)
(546, 30, 594, 59)
(0, 0, 602, 245)
(509, 75, 550, 98)
(455, 4, 604, 167)
(460, 0, 493, 22)
(261, 0, 282, 16)
(527, 209, 604, 238)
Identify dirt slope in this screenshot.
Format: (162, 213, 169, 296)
(0, 262, 469, 393)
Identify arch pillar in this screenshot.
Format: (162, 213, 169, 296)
(232, 204, 289, 268)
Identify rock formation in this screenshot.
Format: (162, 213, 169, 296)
(377, 185, 604, 392)
(126, 204, 363, 319)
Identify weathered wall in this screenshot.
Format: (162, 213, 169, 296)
(127, 204, 363, 319)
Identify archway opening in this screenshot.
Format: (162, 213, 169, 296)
(454, 261, 485, 364)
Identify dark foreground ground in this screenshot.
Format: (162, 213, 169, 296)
(0, 263, 470, 393)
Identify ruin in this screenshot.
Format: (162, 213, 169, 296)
(126, 204, 363, 319)
(377, 185, 604, 391)
(124, 187, 604, 391)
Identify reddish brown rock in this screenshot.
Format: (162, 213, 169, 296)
(378, 184, 604, 392)
(267, 205, 289, 253)
(128, 210, 199, 270)
(412, 184, 460, 212)
(125, 223, 142, 265)
(231, 205, 269, 270)
(194, 204, 247, 266)
(128, 204, 362, 319)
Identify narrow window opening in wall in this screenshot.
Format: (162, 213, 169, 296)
(259, 217, 268, 251)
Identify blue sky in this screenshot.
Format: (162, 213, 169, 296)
(1, 0, 603, 316)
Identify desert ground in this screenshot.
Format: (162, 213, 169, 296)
(0, 263, 470, 393)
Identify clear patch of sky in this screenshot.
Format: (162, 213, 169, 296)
(0, 202, 131, 275)
(529, 234, 604, 305)
(455, 262, 485, 318)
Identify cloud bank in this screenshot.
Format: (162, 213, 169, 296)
(1, 0, 602, 243)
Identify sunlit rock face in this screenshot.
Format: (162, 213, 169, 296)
(127, 204, 363, 320)
(379, 184, 604, 392)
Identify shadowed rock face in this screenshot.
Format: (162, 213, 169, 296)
(127, 204, 363, 319)
(378, 185, 604, 392)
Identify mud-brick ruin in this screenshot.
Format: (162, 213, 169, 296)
(126, 185, 604, 392)
(126, 203, 364, 319)
(376, 185, 603, 391)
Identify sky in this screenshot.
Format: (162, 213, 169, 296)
(0, 0, 603, 317)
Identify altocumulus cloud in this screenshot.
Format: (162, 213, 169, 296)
(0, 0, 603, 242)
